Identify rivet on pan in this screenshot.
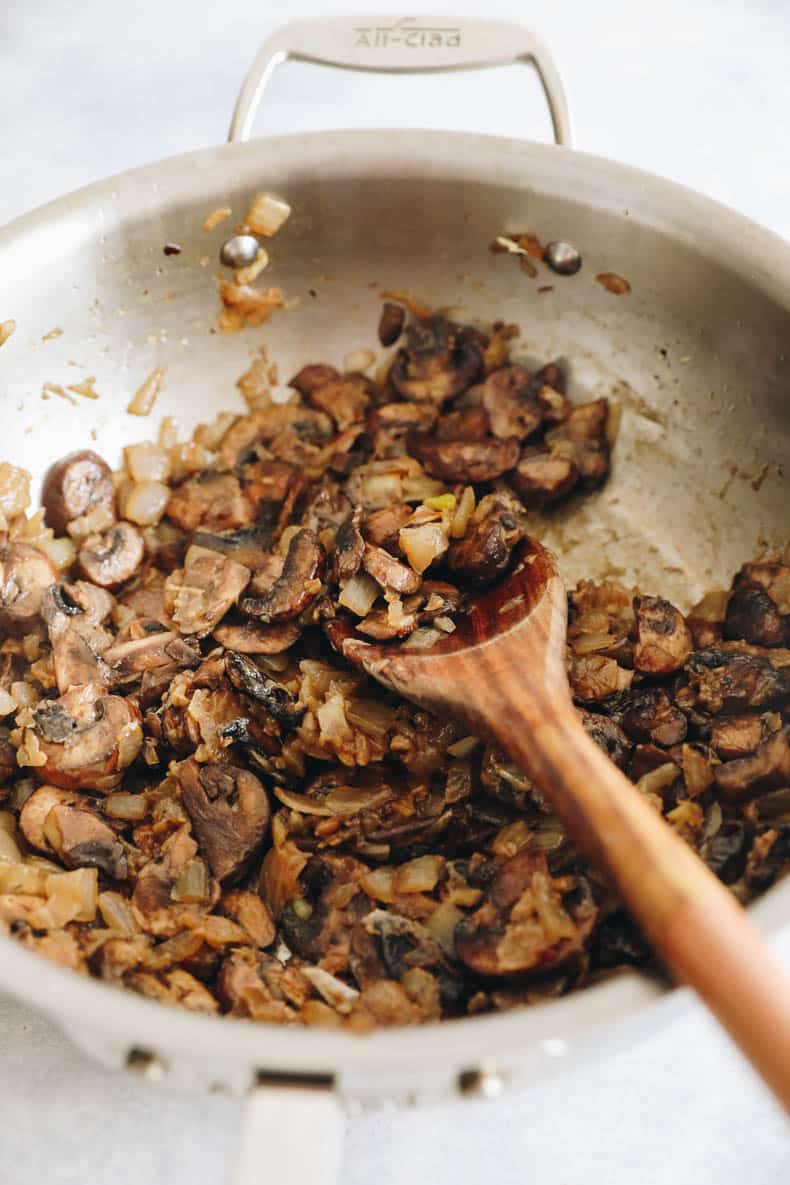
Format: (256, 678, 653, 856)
(545, 241, 582, 276)
(126, 1047, 168, 1081)
(220, 234, 261, 269)
(457, 1065, 505, 1100)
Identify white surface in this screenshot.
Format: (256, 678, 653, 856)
(2, 0, 790, 1181)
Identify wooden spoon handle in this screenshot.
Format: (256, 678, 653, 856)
(488, 702, 790, 1112)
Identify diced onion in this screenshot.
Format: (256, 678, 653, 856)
(243, 192, 291, 237)
(426, 901, 464, 955)
(202, 206, 232, 231)
(338, 571, 380, 616)
(450, 486, 475, 538)
(302, 966, 359, 1013)
(127, 367, 165, 416)
(121, 480, 170, 526)
(104, 792, 147, 820)
(39, 536, 77, 570)
(393, 855, 445, 894)
(125, 442, 171, 483)
(399, 522, 448, 573)
(343, 348, 375, 374)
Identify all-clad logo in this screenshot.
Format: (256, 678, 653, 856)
(353, 17, 462, 49)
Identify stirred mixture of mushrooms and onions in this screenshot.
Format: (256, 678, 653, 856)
(0, 302, 788, 1029)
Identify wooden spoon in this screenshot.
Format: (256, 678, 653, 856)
(327, 537, 790, 1111)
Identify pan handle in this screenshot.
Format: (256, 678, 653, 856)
(228, 15, 571, 146)
(231, 1076, 344, 1185)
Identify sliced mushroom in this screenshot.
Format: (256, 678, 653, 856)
(305, 374, 372, 431)
(240, 529, 323, 623)
(19, 784, 78, 852)
(435, 406, 490, 442)
(238, 459, 305, 540)
(0, 542, 57, 632)
(29, 687, 143, 792)
(361, 505, 413, 551)
(509, 446, 579, 506)
(481, 365, 543, 439)
(682, 648, 790, 715)
(41, 449, 114, 534)
(733, 561, 790, 614)
(41, 584, 109, 693)
(621, 687, 688, 747)
(447, 492, 526, 585)
(363, 909, 464, 1005)
(102, 630, 201, 678)
(568, 654, 633, 702)
(289, 364, 340, 398)
(191, 525, 279, 571)
(168, 544, 251, 638)
(60, 581, 114, 623)
(44, 802, 127, 878)
(633, 595, 693, 674)
(334, 514, 365, 582)
(391, 318, 481, 405)
(78, 522, 144, 589)
(166, 472, 250, 533)
(724, 582, 788, 648)
(577, 709, 632, 770)
(213, 618, 303, 655)
(356, 606, 417, 641)
(363, 544, 421, 595)
(714, 725, 790, 802)
(366, 401, 438, 434)
(455, 850, 597, 976)
(545, 398, 610, 485)
(175, 758, 271, 882)
(407, 434, 520, 484)
(710, 715, 764, 759)
(378, 302, 405, 347)
(225, 651, 305, 728)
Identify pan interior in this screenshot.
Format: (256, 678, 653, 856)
(2, 131, 788, 610)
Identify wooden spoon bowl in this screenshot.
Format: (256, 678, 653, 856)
(326, 537, 790, 1112)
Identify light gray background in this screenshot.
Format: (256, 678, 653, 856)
(1, 0, 789, 1181)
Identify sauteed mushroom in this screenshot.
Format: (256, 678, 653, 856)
(41, 449, 114, 534)
(78, 522, 144, 588)
(0, 542, 57, 632)
(28, 687, 142, 792)
(176, 758, 271, 882)
(391, 317, 481, 405)
(240, 529, 323, 622)
(0, 298, 787, 1031)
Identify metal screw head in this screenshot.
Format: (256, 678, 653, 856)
(458, 1065, 505, 1100)
(545, 240, 582, 276)
(126, 1047, 167, 1081)
(220, 233, 260, 269)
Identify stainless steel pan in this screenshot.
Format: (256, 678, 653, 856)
(1, 16, 789, 1184)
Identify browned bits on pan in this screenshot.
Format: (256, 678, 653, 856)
(42, 450, 114, 534)
(378, 301, 405, 347)
(0, 295, 787, 1032)
(596, 272, 631, 295)
(78, 522, 144, 588)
